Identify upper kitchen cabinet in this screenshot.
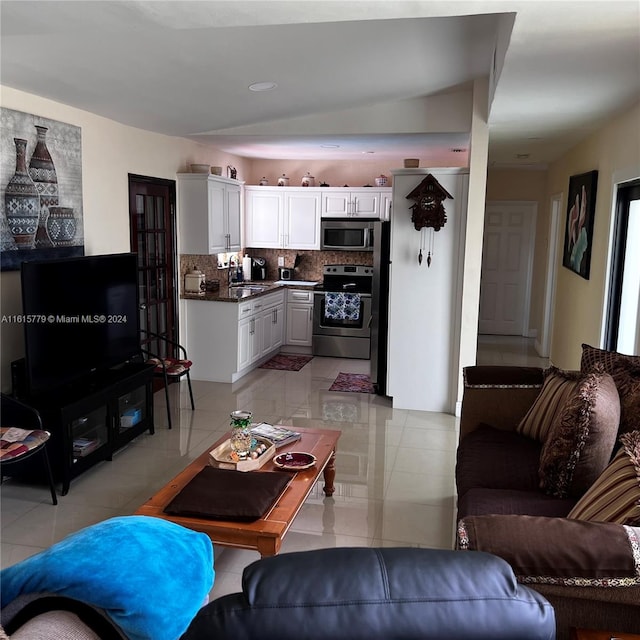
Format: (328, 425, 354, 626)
(245, 187, 320, 250)
(178, 173, 242, 254)
(321, 188, 392, 219)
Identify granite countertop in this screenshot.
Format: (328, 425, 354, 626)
(181, 280, 319, 303)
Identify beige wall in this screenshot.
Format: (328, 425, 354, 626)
(485, 168, 549, 338)
(0, 86, 247, 390)
(547, 101, 640, 369)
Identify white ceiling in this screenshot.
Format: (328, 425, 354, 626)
(1, 1, 639, 167)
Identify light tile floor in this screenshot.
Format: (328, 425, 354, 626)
(0, 336, 548, 600)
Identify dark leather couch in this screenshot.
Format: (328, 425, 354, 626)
(182, 547, 554, 640)
(2, 547, 556, 639)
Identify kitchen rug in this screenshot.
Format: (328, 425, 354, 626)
(329, 372, 375, 394)
(259, 354, 313, 371)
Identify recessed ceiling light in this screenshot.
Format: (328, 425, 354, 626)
(321, 144, 340, 149)
(362, 151, 375, 155)
(248, 81, 278, 92)
(516, 153, 531, 160)
(450, 148, 466, 153)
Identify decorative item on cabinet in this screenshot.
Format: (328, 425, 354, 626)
(227, 165, 237, 179)
(404, 158, 420, 168)
(259, 177, 269, 186)
(319, 180, 330, 187)
(374, 174, 388, 187)
(185, 266, 206, 294)
(301, 172, 315, 187)
(211, 166, 223, 175)
(405, 174, 453, 267)
(277, 174, 290, 187)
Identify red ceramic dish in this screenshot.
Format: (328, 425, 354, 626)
(273, 451, 316, 471)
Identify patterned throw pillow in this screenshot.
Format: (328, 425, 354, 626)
(568, 430, 640, 525)
(538, 371, 620, 499)
(581, 343, 640, 436)
(517, 367, 588, 442)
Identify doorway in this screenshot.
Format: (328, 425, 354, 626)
(128, 174, 178, 358)
(478, 202, 536, 335)
(605, 179, 640, 353)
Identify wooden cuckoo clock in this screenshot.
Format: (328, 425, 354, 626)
(405, 174, 453, 266)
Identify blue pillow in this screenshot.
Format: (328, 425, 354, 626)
(1, 516, 214, 640)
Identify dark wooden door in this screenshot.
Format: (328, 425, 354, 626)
(128, 175, 177, 359)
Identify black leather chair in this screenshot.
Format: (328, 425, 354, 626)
(140, 330, 195, 430)
(1, 393, 57, 505)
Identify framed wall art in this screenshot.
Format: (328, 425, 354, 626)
(562, 169, 598, 280)
(1, 107, 84, 271)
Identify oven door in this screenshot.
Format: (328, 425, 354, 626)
(313, 291, 372, 338)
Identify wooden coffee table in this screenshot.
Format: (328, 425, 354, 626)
(135, 426, 341, 557)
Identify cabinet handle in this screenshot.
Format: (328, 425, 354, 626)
(250, 318, 255, 335)
(309, 308, 312, 322)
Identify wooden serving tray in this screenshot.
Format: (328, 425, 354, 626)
(208, 436, 275, 472)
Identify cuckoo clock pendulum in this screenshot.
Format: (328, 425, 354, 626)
(405, 175, 453, 267)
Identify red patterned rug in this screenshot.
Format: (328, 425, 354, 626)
(259, 354, 313, 371)
(329, 372, 375, 394)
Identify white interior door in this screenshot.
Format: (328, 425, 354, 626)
(479, 202, 536, 335)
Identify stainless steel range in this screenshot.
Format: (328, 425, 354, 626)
(312, 265, 373, 359)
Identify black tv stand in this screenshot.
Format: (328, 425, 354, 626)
(25, 361, 155, 495)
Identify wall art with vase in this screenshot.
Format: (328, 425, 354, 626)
(1, 107, 84, 271)
(562, 170, 598, 280)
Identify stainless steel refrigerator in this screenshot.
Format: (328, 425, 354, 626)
(370, 221, 391, 395)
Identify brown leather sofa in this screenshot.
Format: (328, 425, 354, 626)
(455, 359, 640, 639)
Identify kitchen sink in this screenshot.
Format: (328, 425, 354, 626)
(228, 285, 268, 298)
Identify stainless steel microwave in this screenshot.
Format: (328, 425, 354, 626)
(321, 220, 375, 251)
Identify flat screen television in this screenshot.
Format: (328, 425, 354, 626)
(21, 253, 140, 397)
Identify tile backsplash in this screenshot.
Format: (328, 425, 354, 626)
(180, 249, 373, 291)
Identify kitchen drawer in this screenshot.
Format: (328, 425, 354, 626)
(287, 289, 313, 304)
(261, 290, 285, 309)
(238, 300, 253, 318)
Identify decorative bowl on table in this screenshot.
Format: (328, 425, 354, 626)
(273, 451, 316, 471)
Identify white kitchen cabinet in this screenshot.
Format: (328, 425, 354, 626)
(245, 187, 320, 249)
(260, 302, 285, 356)
(237, 290, 285, 368)
(285, 289, 314, 347)
(178, 173, 242, 254)
(321, 189, 389, 219)
(185, 289, 285, 383)
(380, 191, 393, 222)
(283, 191, 321, 249)
(237, 314, 253, 372)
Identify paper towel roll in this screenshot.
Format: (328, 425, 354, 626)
(242, 255, 252, 279)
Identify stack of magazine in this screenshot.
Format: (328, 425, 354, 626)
(250, 423, 301, 448)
